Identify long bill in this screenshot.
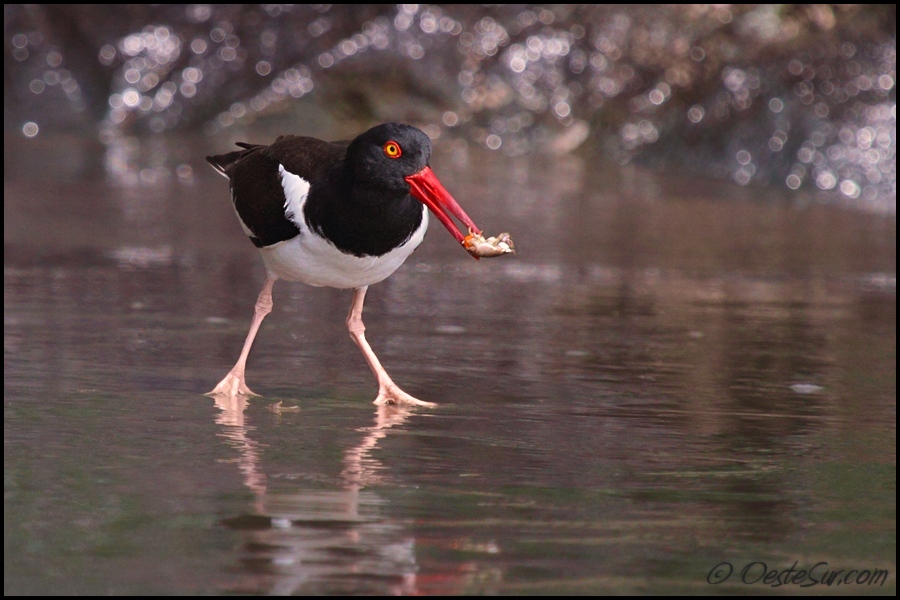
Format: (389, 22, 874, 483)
(405, 166, 481, 250)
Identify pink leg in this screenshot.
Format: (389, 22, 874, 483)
(347, 286, 436, 407)
(207, 276, 277, 397)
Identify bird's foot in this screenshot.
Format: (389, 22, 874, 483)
(374, 383, 436, 407)
(206, 371, 260, 397)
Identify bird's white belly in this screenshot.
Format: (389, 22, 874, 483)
(260, 210, 428, 288)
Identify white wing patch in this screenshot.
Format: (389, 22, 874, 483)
(258, 162, 428, 288)
(279, 164, 311, 231)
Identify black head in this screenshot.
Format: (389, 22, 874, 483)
(345, 123, 432, 192)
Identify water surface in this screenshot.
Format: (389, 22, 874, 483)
(4, 139, 896, 594)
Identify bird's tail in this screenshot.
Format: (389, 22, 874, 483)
(206, 142, 265, 179)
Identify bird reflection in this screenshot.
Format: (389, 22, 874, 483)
(213, 394, 267, 500)
(342, 404, 414, 489)
(213, 397, 423, 595)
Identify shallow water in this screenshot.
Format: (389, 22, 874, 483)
(4, 138, 896, 594)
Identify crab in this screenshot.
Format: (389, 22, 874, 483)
(463, 229, 516, 259)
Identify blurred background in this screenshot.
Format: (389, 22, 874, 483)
(4, 4, 896, 595)
(4, 3, 896, 207)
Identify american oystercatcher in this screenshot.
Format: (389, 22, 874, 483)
(206, 123, 512, 406)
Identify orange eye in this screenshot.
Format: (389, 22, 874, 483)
(383, 141, 402, 159)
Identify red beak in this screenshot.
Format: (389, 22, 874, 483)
(405, 166, 481, 253)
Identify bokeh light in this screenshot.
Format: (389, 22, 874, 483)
(4, 4, 895, 205)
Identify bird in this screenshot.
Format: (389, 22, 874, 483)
(206, 123, 498, 406)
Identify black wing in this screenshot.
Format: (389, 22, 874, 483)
(206, 137, 347, 248)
